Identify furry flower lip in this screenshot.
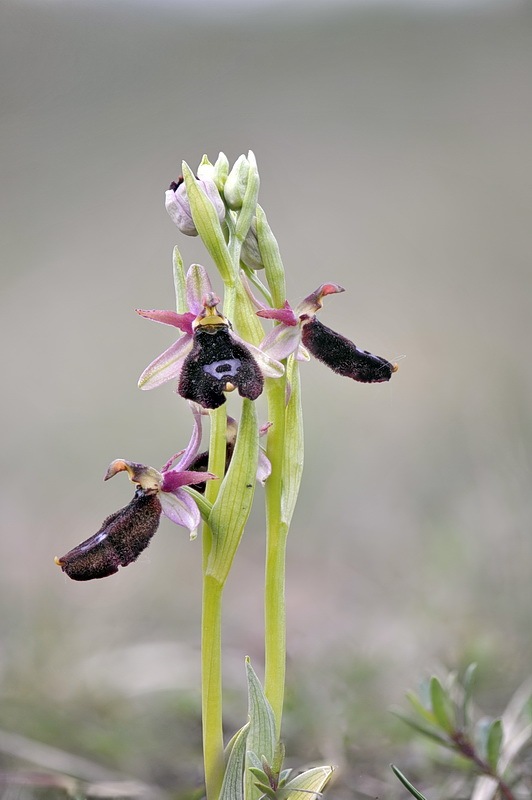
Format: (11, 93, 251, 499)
(55, 410, 216, 581)
(178, 293, 265, 409)
(137, 265, 283, 409)
(254, 282, 398, 383)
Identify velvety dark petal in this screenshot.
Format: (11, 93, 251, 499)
(301, 317, 397, 383)
(178, 325, 264, 409)
(56, 490, 162, 581)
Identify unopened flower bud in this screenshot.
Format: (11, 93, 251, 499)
(212, 152, 229, 193)
(224, 154, 251, 210)
(165, 175, 225, 237)
(241, 217, 264, 271)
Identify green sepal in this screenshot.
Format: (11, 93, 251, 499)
(429, 676, 455, 733)
(279, 765, 336, 799)
(233, 277, 267, 346)
(172, 245, 187, 314)
(245, 658, 277, 800)
(391, 765, 430, 800)
(182, 161, 235, 285)
(255, 205, 286, 309)
(281, 357, 304, 529)
(206, 400, 259, 584)
(219, 721, 250, 800)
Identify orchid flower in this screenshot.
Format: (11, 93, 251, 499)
(55, 408, 215, 581)
(138, 264, 284, 409)
(255, 282, 398, 383)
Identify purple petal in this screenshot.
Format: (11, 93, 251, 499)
(138, 335, 193, 390)
(159, 488, 201, 533)
(257, 301, 298, 327)
(165, 187, 198, 236)
(186, 264, 213, 315)
(137, 308, 195, 334)
(259, 324, 302, 362)
(161, 469, 216, 492)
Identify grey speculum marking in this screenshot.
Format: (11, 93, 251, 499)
(203, 358, 242, 379)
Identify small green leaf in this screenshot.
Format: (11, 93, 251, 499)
(206, 400, 259, 584)
(280, 765, 335, 799)
(486, 718, 503, 770)
(405, 690, 438, 726)
(462, 663, 477, 728)
(391, 765, 430, 800)
(429, 676, 455, 733)
(219, 722, 250, 800)
(245, 659, 276, 800)
(475, 716, 492, 763)
(253, 781, 277, 800)
(279, 768, 293, 785)
(391, 710, 452, 747)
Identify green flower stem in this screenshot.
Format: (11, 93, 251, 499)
(201, 405, 228, 800)
(201, 575, 224, 800)
(263, 374, 288, 735)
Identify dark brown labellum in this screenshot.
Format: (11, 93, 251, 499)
(178, 324, 264, 409)
(301, 317, 396, 383)
(56, 490, 162, 581)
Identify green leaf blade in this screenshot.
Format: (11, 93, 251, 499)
(245, 659, 277, 800)
(219, 722, 250, 800)
(280, 765, 336, 799)
(429, 676, 455, 733)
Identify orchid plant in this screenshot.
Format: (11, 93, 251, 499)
(55, 152, 398, 799)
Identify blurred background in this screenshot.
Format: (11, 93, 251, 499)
(2, 0, 532, 796)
